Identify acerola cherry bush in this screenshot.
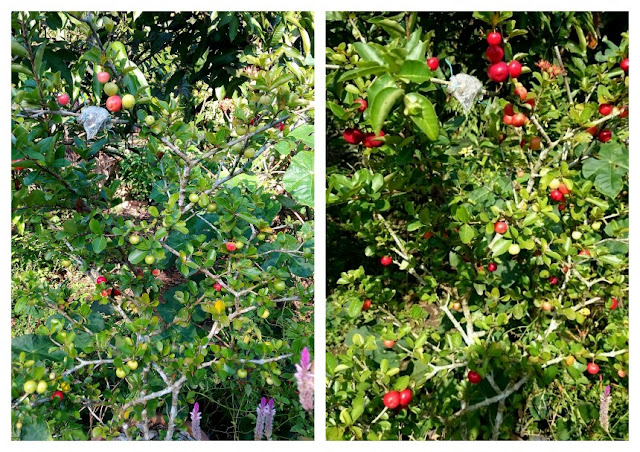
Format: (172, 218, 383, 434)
(327, 12, 628, 440)
(11, 11, 314, 440)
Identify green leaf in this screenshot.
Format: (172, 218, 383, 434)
(582, 142, 628, 199)
(353, 42, 386, 65)
(337, 64, 387, 82)
(92, 237, 107, 254)
(369, 87, 404, 134)
(393, 375, 411, 391)
(282, 151, 314, 207)
(459, 224, 476, 244)
(396, 60, 432, 84)
(404, 92, 439, 140)
(33, 43, 46, 76)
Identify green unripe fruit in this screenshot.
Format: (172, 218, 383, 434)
(126, 360, 138, 370)
(260, 309, 270, 319)
(257, 233, 266, 241)
(144, 255, 156, 265)
(237, 369, 248, 378)
(266, 377, 274, 385)
(259, 95, 271, 105)
(508, 244, 521, 255)
(23, 380, 37, 394)
(231, 142, 244, 153)
(49, 373, 56, 380)
(572, 231, 582, 240)
(236, 125, 248, 135)
(129, 235, 141, 245)
(104, 82, 118, 96)
(189, 193, 200, 204)
(549, 178, 561, 190)
(36, 380, 48, 394)
(207, 203, 218, 212)
(61, 259, 72, 268)
(244, 148, 256, 159)
(235, 241, 244, 249)
(145, 115, 155, 126)
(274, 280, 286, 292)
(121, 94, 135, 109)
(198, 195, 210, 208)
(592, 221, 602, 231)
(116, 368, 126, 379)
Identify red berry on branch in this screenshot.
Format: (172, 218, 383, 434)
(610, 298, 618, 310)
(213, 283, 222, 291)
(488, 262, 497, 272)
(586, 126, 598, 136)
(57, 93, 70, 106)
(343, 128, 364, 145)
(488, 62, 509, 82)
(599, 104, 612, 116)
(51, 390, 64, 401)
(487, 31, 502, 46)
(486, 45, 504, 63)
(468, 371, 482, 384)
(550, 190, 565, 202)
(587, 363, 600, 375)
(621, 58, 629, 72)
(558, 183, 570, 195)
(619, 105, 629, 118)
(504, 103, 515, 116)
(279, 123, 285, 131)
(549, 276, 559, 285)
(362, 131, 385, 148)
(598, 130, 612, 142)
(494, 221, 508, 234)
(427, 57, 439, 71)
(355, 99, 367, 112)
(507, 60, 522, 78)
(503, 114, 513, 125)
(97, 71, 110, 84)
(380, 256, 392, 266)
(96, 276, 107, 284)
(578, 249, 590, 256)
(383, 391, 400, 409)
(106, 95, 122, 112)
(398, 388, 412, 406)
(362, 299, 372, 310)
(511, 113, 527, 127)
(226, 242, 236, 252)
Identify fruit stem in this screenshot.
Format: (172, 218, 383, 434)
(371, 407, 388, 424)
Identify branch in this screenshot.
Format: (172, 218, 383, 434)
(164, 384, 183, 441)
(62, 358, 114, 376)
(451, 376, 530, 418)
(554, 46, 574, 105)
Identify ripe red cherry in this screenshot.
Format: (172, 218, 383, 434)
(363, 131, 385, 148)
(213, 283, 222, 291)
(100, 289, 110, 297)
(226, 242, 236, 252)
(97, 71, 110, 84)
(468, 371, 482, 384)
(549, 276, 559, 285)
(525, 98, 536, 108)
(279, 123, 285, 131)
(487, 262, 498, 272)
(380, 256, 392, 266)
(487, 31, 502, 46)
(427, 57, 439, 71)
(96, 276, 107, 284)
(587, 363, 600, 375)
(383, 391, 400, 409)
(511, 113, 527, 127)
(507, 60, 522, 78)
(383, 340, 395, 348)
(362, 299, 372, 310)
(586, 126, 598, 136)
(550, 190, 565, 202)
(504, 103, 515, 116)
(529, 137, 542, 151)
(355, 99, 367, 112)
(610, 297, 618, 310)
(558, 183, 570, 195)
(423, 231, 432, 239)
(343, 128, 364, 145)
(398, 388, 412, 406)
(494, 221, 508, 234)
(578, 249, 590, 256)
(488, 62, 509, 82)
(57, 93, 70, 106)
(106, 95, 122, 112)
(558, 204, 566, 211)
(598, 130, 612, 142)
(503, 114, 513, 125)
(599, 104, 612, 116)
(514, 84, 527, 100)
(51, 391, 64, 401)
(620, 58, 629, 72)
(112, 288, 121, 296)
(619, 105, 628, 118)
(486, 45, 504, 63)
(152, 269, 161, 277)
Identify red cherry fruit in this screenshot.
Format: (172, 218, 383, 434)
(619, 105, 629, 118)
(362, 299, 372, 310)
(504, 103, 515, 116)
(51, 391, 64, 401)
(486, 45, 504, 63)
(96, 276, 107, 284)
(598, 130, 612, 142)
(514, 84, 527, 100)
(488, 62, 509, 82)
(587, 363, 600, 375)
(558, 183, 570, 195)
(558, 204, 566, 211)
(383, 391, 400, 409)
(511, 113, 527, 127)
(355, 99, 367, 112)
(586, 126, 598, 136)
(152, 269, 161, 277)
(112, 288, 121, 296)
(549, 276, 559, 285)
(507, 60, 522, 78)
(106, 95, 122, 112)
(610, 298, 618, 310)
(100, 289, 110, 297)
(503, 114, 513, 125)
(398, 388, 412, 406)
(529, 137, 541, 151)
(488, 262, 498, 272)
(525, 98, 536, 108)
(213, 283, 222, 291)
(12, 159, 25, 170)
(620, 58, 629, 72)
(226, 242, 236, 252)
(97, 71, 110, 84)
(423, 231, 432, 239)
(468, 371, 482, 384)
(427, 57, 439, 71)
(380, 256, 392, 266)
(487, 31, 502, 46)
(279, 123, 285, 131)
(57, 93, 70, 106)
(363, 131, 385, 148)
(578, 249, 590, 256)
(550, 190, 565, 202)
(343, 128, 364, 145)
(383, 340, 395, 348)
(599, 104, 612, 116)
(494, 221, 508, 234)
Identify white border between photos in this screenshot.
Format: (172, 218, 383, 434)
(2, 2, 638, 451)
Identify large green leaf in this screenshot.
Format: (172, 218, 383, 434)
(396, 60, 432, 84)
(582, 142, 628, 198)
(369, 87, 404, 134)
(353, 42, 386, 65)
(404, 92, 439, 140)
(283, 151, 314, 207)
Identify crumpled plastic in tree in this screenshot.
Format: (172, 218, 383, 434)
(76, 106, 111, 139)
(446, 73, 484, 113)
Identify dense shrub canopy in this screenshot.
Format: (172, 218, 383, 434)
(326, 11, 628, 440)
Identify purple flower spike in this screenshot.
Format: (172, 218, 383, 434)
(190, 402, 202, 440)
(294, 347, 314, 412)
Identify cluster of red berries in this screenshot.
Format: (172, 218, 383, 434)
(502, 103, 528, 128)
(382, 388, 412, 409)
(485, 31, 521, 83)
(549, 180, 571, 205)
(96, 275, 121, 298)
(343, 99, 386, 147)
(585, 102, 628, 143)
